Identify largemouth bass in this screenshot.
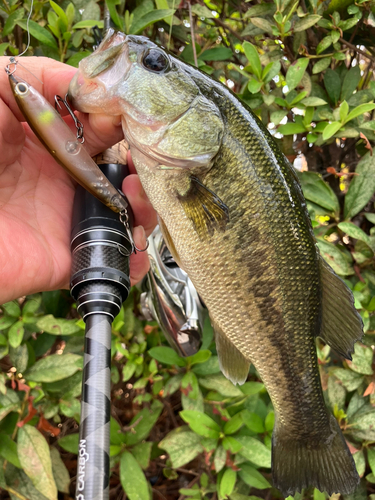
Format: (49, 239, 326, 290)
(68, 29, 363, 496)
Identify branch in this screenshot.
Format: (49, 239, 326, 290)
(319, 27, 375, 65)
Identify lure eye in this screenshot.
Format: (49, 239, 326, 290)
(15, 83, 29, 95)
(142, 48, 170, 73)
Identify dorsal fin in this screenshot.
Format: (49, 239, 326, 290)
(318, 255, 363, 359)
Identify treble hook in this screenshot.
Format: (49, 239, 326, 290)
(55, 94, 85, 144)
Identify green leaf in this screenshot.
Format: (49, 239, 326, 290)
(222, 436, 242, 454)
(105, 0, 124, 30)
(66, 50, 92, 67)
(0, 315, 16, 330)
(57, 433, 79, 454)
(18, 425, 57, 499)
(50, 1, 68, 29)
(244, 3, 276, 18)
(286, 58, 309, 91)
(17, 20, 58, 49)
(368, 448, 375, 475)
(124, 401, 163, 446)
(123, 361, 137, 382)
(339, 101, 349, 122)
(263, 61, 281, 83)
(338, 222, 370, 244)
(278, 122, 307, 135)
(341, 66, 361, 101)
(243, 42, 262, 79)
(240, 382, 264, 395)
(248, 79, 263, 94)
(26, 354, 82, 382)
(294, 15, 321, 32)
(314, 488, 326, 500)
(3, 9, 24, 37)
(36, 315, 81, 336)
(242, 410, 265, 433)
(298, 172, 340, 214)
(0, 43, 9, 56)
(199, 47, 233, 61)
(345, 103, 375, 123)
(72, 19, 104, 29)
(186, 350, 211, 366)
(129, 9, 175, 35)
(81, 0, 100, 20)
(344, 153, 375, 219)
(159, 426, 203, 468)
(334, 368, 364, 391)
(220, 468, 237, 498)
(131, 442, 152, 470)
(0, 402, 19, 421)
(236, 436, 271, 468)
(214, 445, 227, 473)
(8, 320, 24, 349)
(0, 433, 21, 468)
(2, 301, 21, 318)
(238, 463, 271, 489)
(270, 110, 288, 126)
(322, 121, 342, 140)
(199, 374, 243, 397)
(349, 344, 373, 375)
(249, 17, 274, 33)
(353, 450, 366, 477)
(324, 69, 341, 105)
(224, 412, 244, 435)
(301, 97, 327, 107)
(316, 36, 333, 54)
(180, 410, 221, 439)
(339, 18, 358, 31)
(317, 239, 353, 276)
(312, 57, 331, 74)
(265, 412, 275, 432)
(9, 344, 28, 373)
(190, 3, 214, 17)
(50, 447, 69, 494)
(348, 405, 375, 440)
(148, 346, 186, 366)
(120, 451, 150, 500)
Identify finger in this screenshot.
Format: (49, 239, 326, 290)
(78, 113, 124, 157)
(129, 226, 150, 286)
(0, 98, 25, 167)
(122, 174, 157, 236)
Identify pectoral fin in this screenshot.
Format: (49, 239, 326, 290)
(212, 318, 250, 385)
(178, 176, 229, 240)
(318, 255, 363, 359)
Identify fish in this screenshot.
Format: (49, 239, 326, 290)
(68, 28, 363, 497)
(8, 72, 128, 214)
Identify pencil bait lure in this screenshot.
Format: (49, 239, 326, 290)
(7, 66, 129, 216)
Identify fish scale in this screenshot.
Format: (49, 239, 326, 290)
(68, 30, 363, 496)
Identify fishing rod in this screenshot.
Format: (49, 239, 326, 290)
(71, 142, 133, 500)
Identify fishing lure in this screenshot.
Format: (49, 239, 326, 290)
(7, 64, 128, 215)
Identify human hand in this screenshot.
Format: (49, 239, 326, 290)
(0, 56, 157, 304)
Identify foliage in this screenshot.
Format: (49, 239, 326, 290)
(1, 0, 375, 499)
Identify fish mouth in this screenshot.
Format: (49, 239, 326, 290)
(68, 29, 130, 112)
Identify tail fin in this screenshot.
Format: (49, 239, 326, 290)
(272, 414, 359, 497)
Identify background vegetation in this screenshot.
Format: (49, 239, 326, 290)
(1, 0, 375, 498)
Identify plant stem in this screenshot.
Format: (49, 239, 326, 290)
(188, 0, 198, 67)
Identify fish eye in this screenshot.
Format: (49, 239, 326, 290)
(16, 83, 29, 95)
(142, 48, 169, 73)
